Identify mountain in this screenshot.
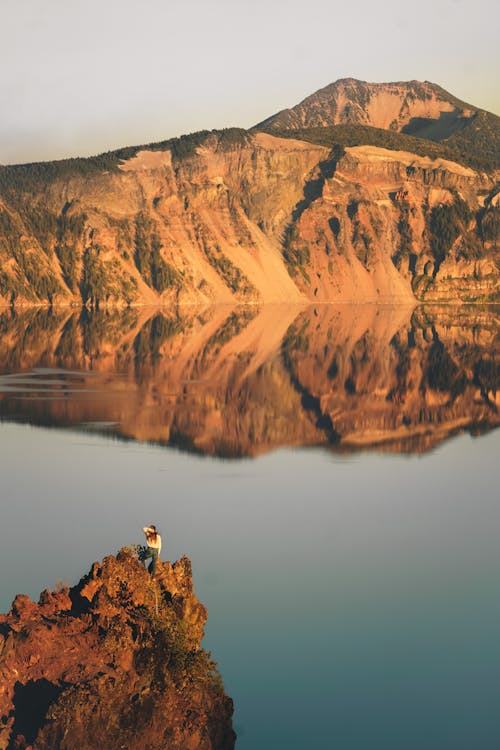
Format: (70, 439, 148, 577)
(0, 551, 235, 750)
(0, 80, 498, 308)
(256, 78, 500, 170)
(257, 79, 472, 132)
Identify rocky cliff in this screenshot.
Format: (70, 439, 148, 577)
(0, 82, 498, 307)
(258, 79, 475, 133)
(282, 145, 499, 303)
(0, 551, 235, 750)
(257, 78, 500, 169)
(0, 132, 323, 307)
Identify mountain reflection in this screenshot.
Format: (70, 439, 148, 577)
(0, 304, 498, 456)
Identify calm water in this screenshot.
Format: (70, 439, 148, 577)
(0, 304, 499, 750)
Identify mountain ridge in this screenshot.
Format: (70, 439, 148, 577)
(257, 78, 480, 133)
(0, 79, 498, 308)
(256, 78, 500, 171)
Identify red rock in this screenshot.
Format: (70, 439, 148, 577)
(0, 550, 235, 750)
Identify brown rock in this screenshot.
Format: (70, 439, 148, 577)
(0, 551, 235, 750)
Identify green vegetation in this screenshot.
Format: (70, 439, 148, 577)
(134, 213, 182, 293)
(0, 208, 22, 253)
(0, 128, 250, 196)
(134, 212, 153, 285)
(203, 245, 254, 295)
(428, 196, 472, 272)
(81, 249, 137, 307)
(80, 248, 108, 307)
(282, 224, 311, 281)
(392, 199, 414, 270)
(168, 127, 249, 162)
(0, 205, 87, 301)
(479, 204, 500, 244)
(137, 597, 223, 690)
(259, 123, 497, 172)
(350, 205, 375, 266)
(0, 209, 61, 302)
(454, 232, 484, 262)
(446, 111, 500, 171)
(55, 210, 87, 291)
(0, 271, 27, 302)
(151, 233, 180, 292)
(20, 206, 59, 255)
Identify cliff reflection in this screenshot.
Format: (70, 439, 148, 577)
(0, 304, 498, 456)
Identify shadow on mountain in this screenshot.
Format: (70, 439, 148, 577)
(402, 110, 470, 142)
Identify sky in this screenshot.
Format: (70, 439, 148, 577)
(1, 0, 499, 165)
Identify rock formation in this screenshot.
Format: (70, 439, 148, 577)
(0, 80, 498, 307)
(258, 78, 479, 138)
(0, 551, 235, 750)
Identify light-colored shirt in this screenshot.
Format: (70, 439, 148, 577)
(143, 527, 162, 554)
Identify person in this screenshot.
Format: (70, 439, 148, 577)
(142, 524, 162, 577)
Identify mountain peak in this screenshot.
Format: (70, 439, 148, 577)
(256, 78, 478, 136)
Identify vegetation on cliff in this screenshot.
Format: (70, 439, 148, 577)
(0, 550, 235, 750)
(0, 79, 498, 307)
(0, 128, 250, 196)
(257, 78, 500, 171)
(258, 123, 497, 172)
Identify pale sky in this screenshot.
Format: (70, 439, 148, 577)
(1, 0, 499, 165)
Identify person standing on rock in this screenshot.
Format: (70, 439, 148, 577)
(142, 524, 162, 578)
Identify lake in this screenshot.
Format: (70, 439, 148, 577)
(0, 303, 499, 750)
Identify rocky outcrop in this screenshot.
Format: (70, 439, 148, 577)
(256, 78, 500, 170)
(0, 85, 498, 307)
(0, 551, 235, 750)
(0, 304, 497, 456)
(257, 79, 474, 134)
(0, 133, 325, 308)
(283, 145, 499, 303)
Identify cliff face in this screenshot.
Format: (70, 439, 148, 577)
(0, 551, 235, 750)
(256, 78, 500, 168)
(284, 145, 499, 303)
(0, 132, 325, 308)
(0, 305, 497, 456)
(257, 79, 475, 134)
(0, 97, 498, 307)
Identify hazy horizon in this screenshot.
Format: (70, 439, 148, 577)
(1, 0, 499, 165)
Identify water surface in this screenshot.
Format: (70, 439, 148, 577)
(0, 304, 499, 750)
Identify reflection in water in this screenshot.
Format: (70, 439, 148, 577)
(0, 304, 498, 455)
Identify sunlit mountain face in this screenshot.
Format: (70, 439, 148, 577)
(0, 304, 497, 457)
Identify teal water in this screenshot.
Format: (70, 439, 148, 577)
(0, 304, 499, 748)
(1, 422, 499, 750)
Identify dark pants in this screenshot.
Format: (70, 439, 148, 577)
(143, 546, 159, 576)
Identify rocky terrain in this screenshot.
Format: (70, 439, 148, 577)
(0, 80, 498, 307)
(257, 78, 500, 170)
(0, 551, 235, 750)
(0, 304, 497, 455)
